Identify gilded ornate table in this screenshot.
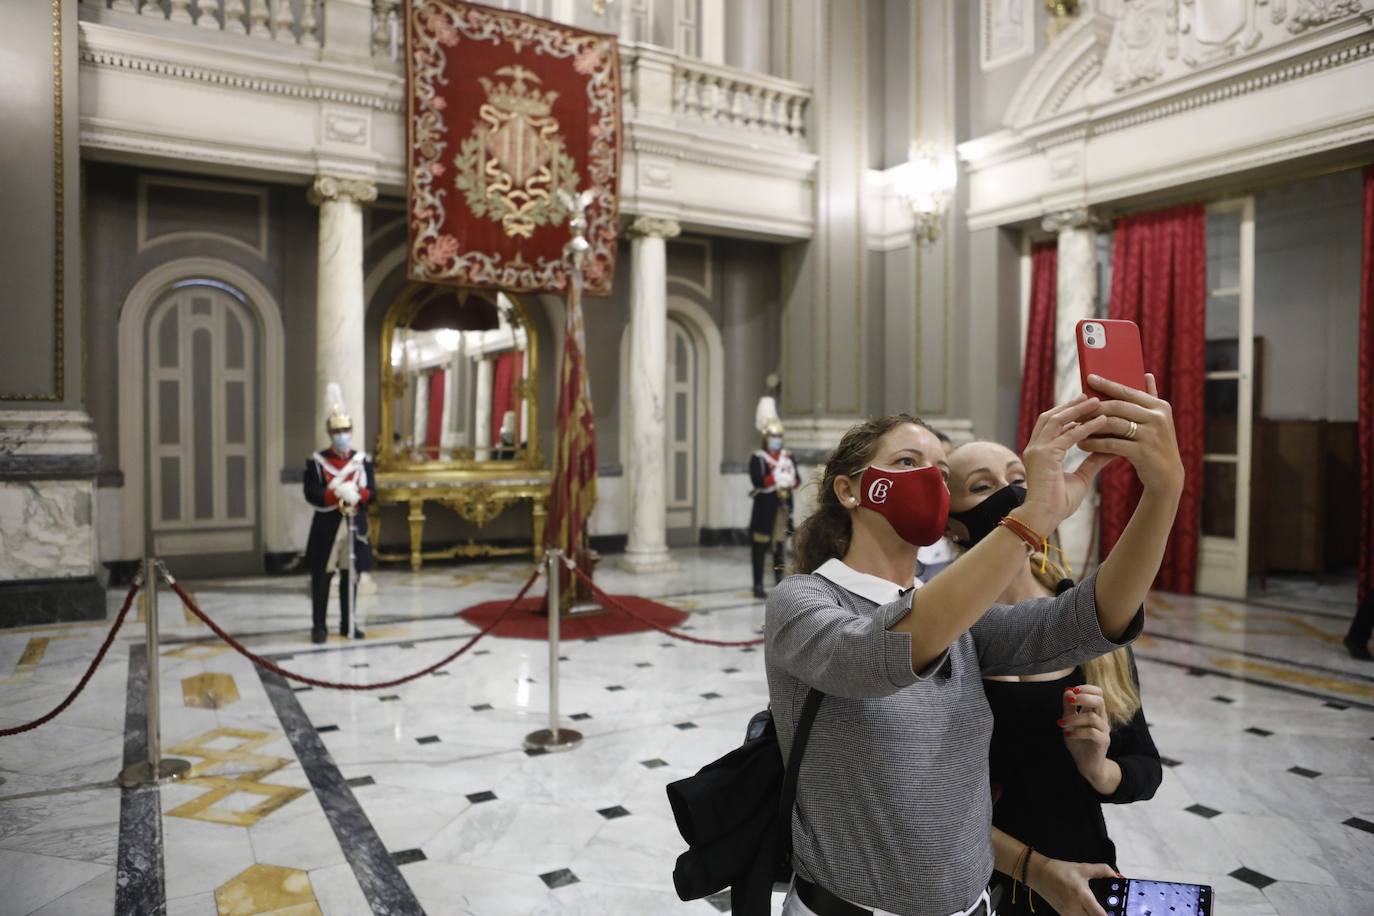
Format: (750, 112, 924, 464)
(369, 471, 552, 570)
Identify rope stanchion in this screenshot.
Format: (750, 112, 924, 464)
(563, 560, 766, 648)
(0, 573, 145, 738)
(156, 560, 543, 691)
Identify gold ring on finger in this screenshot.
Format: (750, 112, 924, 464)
(1124, 419, 1139, 441)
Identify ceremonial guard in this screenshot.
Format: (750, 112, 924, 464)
(748, 395, 797, 599)
(303, 384, 376, 643)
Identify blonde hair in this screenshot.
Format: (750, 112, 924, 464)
(1082, 648, 1142, 728)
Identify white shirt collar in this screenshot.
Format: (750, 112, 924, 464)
(814, 557, 922, 606)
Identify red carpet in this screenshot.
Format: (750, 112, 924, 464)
(458, 595, 688, 640)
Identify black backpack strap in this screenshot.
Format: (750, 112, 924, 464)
(777, 687, 824, 855)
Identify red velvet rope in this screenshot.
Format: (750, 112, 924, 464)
(565, 563, 766, 648)
(0, 576, 144, 738)
(161, 564, 542, 690)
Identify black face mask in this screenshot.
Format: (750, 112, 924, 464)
(947, 484, 1027, 547)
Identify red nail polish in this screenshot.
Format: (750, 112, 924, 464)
(1072, 686, 1082, 695)
(1056, 718, 1066, 727)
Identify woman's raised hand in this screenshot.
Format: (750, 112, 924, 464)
(1018, 396, 1117, 531)
(1079, 373, 1184, 498)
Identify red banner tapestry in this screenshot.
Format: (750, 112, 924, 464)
(406, 1, 622, 295)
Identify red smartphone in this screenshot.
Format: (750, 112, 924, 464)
(1077, 319, 1148, 398)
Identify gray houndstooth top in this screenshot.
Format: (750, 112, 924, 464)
(765, 559, 1142, 916)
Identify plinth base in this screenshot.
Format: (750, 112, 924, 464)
(523, 728, 583, 753)
(118, 758, 192, 787)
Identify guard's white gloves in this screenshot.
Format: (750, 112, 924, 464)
(334, 481, 361, 507)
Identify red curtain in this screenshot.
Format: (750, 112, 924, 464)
(1359, 167, 1374, 601)
(1099, 204, 1207, 594)
(489, 352, 525, 446)
(425, 369, 445, 458)
(1018, 242, 1059, 453)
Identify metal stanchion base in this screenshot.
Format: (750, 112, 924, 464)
(118, 758, 192, 787)
(523, 728, 583, 753)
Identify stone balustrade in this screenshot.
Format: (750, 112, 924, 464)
(82, 0, 321, 48)
(672, 59, 809, 140)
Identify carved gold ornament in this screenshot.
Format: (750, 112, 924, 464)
(454, 65, 579, 239)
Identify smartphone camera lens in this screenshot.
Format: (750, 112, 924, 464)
(1086, 336, 1097, 346)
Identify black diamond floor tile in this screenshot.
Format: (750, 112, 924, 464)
(525, 747, 549, 757)
(636, 662, 653, 668)
(1288, 766, 1321, 779)
(391, 848, 426, 866)
(1186, 804, 1221, 819)
(467, 790, 497, 804)
(570, 712, 592, 721)
(1212, 695, 1235, 704)
(675, 722, 698, 730)
(475, 650, 490, 656)
(1229, 866, 1275, 890)
(316, 725, 339, 734)
(1159, 756, 1182, 767)
(722, 667, 740, 674)
(705, 890, 732, 913)
(540, 868, 580, 889)
(291, 686, 313, 693)
(379, 694, 400, 702)
(1244, 726, 1273, 737)
(1344, 816, 1374, 835)
(701, 692, 722, 700)
(345, 775, 375, 788)
(1324, 701, 1349, 710)
(397, 642, 415, 649)
(471, 703, 493, 711)
(350, 663, 370, 669)
(640, 758, 668, 769)
(416, 735, 441, 745)
(431, 671, 451, 677)
(605, 685, 625, 692)
(597, 805, 630, 819)
(1186, 667, 1209, 677)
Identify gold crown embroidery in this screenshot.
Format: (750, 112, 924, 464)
(454, 65, 579, 239)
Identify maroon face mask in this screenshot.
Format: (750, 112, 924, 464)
(857, 465, 951, 547)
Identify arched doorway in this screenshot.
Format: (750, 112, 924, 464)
(118, 258, 285, 571)
(145, 280, 261, 575)
(664, 315, 700, 542)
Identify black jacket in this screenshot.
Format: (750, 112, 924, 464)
(748, 451, 796, 537)
(303, 450, 376, 573)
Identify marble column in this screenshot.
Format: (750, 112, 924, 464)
(1043, 207, 1100, 572)
(623, 216, 681, 572)
(473, 356, 494, 461)
(309, 175, 377, 450)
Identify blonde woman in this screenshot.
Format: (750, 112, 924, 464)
(946, 440, 1163, 916)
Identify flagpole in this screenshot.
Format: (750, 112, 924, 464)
(523, 190, 594, 755)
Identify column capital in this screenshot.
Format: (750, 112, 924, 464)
(1041, 207, 1100, 234)
(626, 215, 681, 240)
(308, 175, 378, 206)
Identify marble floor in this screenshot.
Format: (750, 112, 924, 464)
(1, 549, 1371, 915)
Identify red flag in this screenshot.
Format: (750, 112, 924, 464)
(544, 268, 598, 606)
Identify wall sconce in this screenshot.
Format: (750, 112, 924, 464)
(901, 140, 957, 246)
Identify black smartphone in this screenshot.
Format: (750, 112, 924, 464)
(1089, 876, 1214, 916)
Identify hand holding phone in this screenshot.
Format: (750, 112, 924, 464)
(1089, 876, 1213, 916)
(1077, 320, 1148, 398)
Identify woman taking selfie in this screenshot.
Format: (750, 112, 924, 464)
(945, 439, 1162, 916)
(765, 374, 1181, 916)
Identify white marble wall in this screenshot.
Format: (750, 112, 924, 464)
(0, 410, 99, 582)
(0, 482, 96, 580)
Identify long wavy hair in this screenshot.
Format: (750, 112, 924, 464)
(790, 414, 929, 575)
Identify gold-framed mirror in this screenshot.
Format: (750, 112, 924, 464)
(377, 283, 541, 472)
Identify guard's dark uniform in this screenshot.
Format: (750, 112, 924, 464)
(303, 448, 376, 638)
(748, 445, 796, 597)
